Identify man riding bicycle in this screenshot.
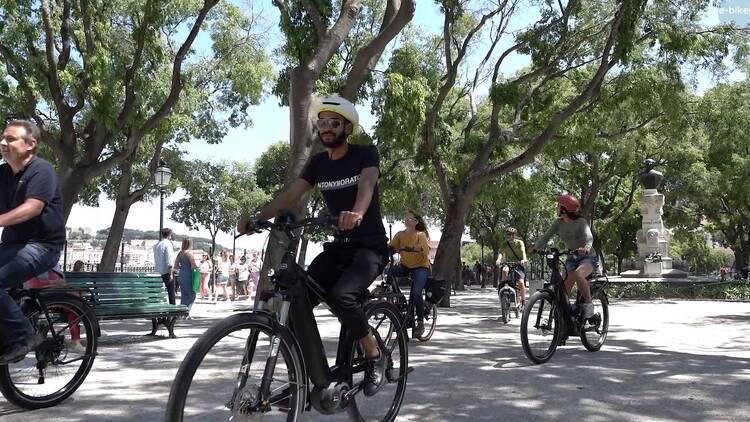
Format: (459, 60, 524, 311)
(237, 96, 388, 396)
(0, 120, 66, 364)
(495, 227, 528, 307)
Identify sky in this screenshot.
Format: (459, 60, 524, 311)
(64, 1, 743, 260)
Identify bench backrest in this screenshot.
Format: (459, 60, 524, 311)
(63, 272, 168, 307)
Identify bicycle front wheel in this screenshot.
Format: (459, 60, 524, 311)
(520, 290, 560, 364)
(165, 313, 306, 422)
(348, 301, 408, 422)
(0, 293, 98, 409)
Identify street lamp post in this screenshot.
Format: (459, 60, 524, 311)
(386, 214, 395, 240)
(154, 159, 172, 233)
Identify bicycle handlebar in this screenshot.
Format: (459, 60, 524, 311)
(532, 248, 578, 257)
(235, 214, 340, 239)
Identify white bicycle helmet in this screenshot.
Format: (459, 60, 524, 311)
(312, 95, 360, 133)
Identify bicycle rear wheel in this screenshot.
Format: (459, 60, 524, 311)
(348, 301, 408, 422)
(520, 291, 560, 364)
(417, 302, 437, 342)
(165, 313, 306, 422)
(0, 293, 98, 409)
(580, 289, 609, 351)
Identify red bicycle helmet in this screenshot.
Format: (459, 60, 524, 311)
(556, 194, 580, 213)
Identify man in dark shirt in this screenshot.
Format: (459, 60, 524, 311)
(0, 120, 66, 364)
(238, 96, 388, 396)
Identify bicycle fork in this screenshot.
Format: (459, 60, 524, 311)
(257, 299, 292, 407)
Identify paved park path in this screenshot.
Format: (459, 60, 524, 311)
(2, 289, 748, 421)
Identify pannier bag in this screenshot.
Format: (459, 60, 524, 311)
(425, 277, 447, 303)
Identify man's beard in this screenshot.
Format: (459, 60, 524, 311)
(319, 130, 347, 148)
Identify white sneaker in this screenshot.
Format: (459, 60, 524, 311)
(582, 303, 595, 319)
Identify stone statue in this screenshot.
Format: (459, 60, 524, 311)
(639, 159, 663, 190)
(621, 158, 688, 279)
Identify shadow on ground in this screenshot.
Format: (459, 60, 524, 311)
(1, 292, 748, 421)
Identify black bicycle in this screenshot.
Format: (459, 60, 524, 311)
(374, 252, 444, 342)
(0, 287, 99, 409)
(496, 262, 523, 324)
(520, 249, 609, 364)
(165, 213, 410, 421)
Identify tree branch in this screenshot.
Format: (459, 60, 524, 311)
(341, 0, 415, 99)
(481, 0, 631, 182)
(116, 0, 154, 129)
(58, 0, 72, 69)
(308, 0, 361, 74)
(300, 0, 327, 43)
(40, 0, 69, 116)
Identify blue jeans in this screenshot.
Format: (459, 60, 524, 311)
(178, 269, 196, 311)
(390, 265, 429, 323)
(0, 243, 61, 346)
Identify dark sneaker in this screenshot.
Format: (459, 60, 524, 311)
(363, 350, 387, 396)
(413, 322, 425, 338)
(0, 334, 43, 365)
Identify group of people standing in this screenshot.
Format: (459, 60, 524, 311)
(152, 228, 262, 316)
(201, 249, 262, 302)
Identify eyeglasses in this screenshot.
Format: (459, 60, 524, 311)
(0, 135, 26, 143)
(316, 118, 343, 130)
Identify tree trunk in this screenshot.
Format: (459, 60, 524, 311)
(58, 163, 92, 222)
(431, 197, 473, 307)
(99, 197, 134, 272)
(257, 67, 316, 296)
(99, 159, 140, 271)
(734, 247, 748, 276)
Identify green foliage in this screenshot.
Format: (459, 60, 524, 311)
(608, 281, 750, 300)
(254, 141, 290, 195)
(467, 172, 556, 258)
(168, 160, 270, 242)
(664, 79, 750, 271)
(670, 229, 734, 275)
(0, 0, 274, 218)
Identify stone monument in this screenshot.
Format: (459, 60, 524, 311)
(621, 159, 688, 278)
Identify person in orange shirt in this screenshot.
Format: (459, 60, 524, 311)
(388, 210, 431, 337)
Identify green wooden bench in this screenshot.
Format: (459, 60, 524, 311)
(63, 272, 189, 338)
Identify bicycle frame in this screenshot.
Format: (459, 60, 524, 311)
(244, 218, 363, 407)
(538, 251, 578, 338)
(536, 249, 608, 339)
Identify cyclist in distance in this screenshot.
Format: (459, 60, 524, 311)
(388, 210, 431, 337)
(237, 96, 389, 396)
(495, 227, 528, 307)
(532, 194, 599, 319)
(0, 120, 66, 364)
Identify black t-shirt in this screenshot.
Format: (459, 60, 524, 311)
(0, 156, 66, 250)
(300, 144, 387, 246)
